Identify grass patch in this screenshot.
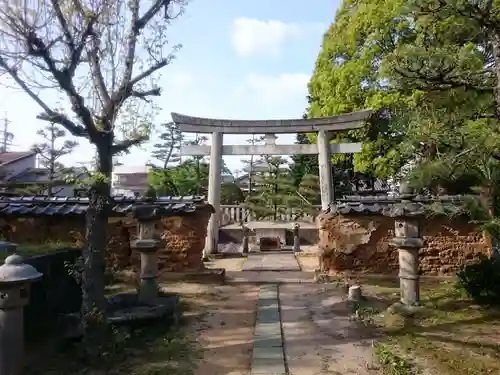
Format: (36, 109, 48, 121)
(359, 277, 500, 375)
(24, 296, 201, 375)
(0, 241, 75, 261)
(374, 342, 415, 375)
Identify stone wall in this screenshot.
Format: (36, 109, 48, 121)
(0, 204, 212, 272)
(317, 212, 488, 275)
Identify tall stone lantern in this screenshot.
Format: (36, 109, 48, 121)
(385, 184, 425, 307)
(131, 204, 167, 306)
(0, 251, 42, 375)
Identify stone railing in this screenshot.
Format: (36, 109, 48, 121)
(219, 205, 321, 226)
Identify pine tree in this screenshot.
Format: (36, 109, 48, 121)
(297, 174, 321, 215)
(152, 121, 183, 169)
(183, 134, 208, 195)
(149, 121, 183, 195)
(240, 135, 265, 197)
(31, 122, 78, 196)
(245, 157, 302, 221)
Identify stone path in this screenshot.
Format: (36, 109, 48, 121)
(208, 256, 379, 374)
(280, 284, 379, 375)
(249, 282, 379, 375)
(242, 252, 301, 272)
(251, 285, 286, 374)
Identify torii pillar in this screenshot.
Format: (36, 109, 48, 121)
(317, 130, 334, 210)
(205, 131, 223, 257)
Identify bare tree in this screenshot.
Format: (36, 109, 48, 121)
(0, 0, 185, 351)
(32, 122, 78, 196)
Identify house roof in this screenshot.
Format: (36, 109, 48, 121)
(0, 195, 208, 217)
(0, 151, 36, 165)
(6, 167, 88, 184)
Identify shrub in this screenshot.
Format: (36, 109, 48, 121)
(455, 254, 500, 306)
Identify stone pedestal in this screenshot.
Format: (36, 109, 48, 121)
(0, 249, 42, 375)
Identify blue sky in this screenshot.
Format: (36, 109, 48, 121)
(0, 0, 340, 173)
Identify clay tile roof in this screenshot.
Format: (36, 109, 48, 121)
(0, 151, 36, 165)
(0, 195, 208, 217)
(330, 195, 467, 217)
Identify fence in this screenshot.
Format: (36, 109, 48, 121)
(219, 205, 321, 226)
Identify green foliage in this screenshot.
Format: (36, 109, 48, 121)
(290, 133, 319, 186)
(308, 0, 415, 179)
(297, 174, 320, 209)
(220, 182, 244, 204)
(245, 157, 302, 220)
(148, 159, 209, 196)
(456, 255, 500, 307)
(374, 343, 414, 375)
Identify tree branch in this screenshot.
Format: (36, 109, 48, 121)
(36, 113, 88, 137)
(0, 56, 88, 137)
(109, 0, 174, 117)
(111, 135, 149, 154)
(50, 0, 75, 53)
(67, 17, 97, 78)
(130, 87, 162, 99)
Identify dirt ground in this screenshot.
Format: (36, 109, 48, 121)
(166, 281, 259, 375)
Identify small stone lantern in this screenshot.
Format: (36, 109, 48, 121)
(240, 224, 250, 256)
(0, 253, 42, 375)
(292, 223, 301, 252)
(131, 205, 166, 306)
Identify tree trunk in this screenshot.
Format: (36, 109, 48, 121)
(80, 140, 112, 354)
(479, 186, 495, 257)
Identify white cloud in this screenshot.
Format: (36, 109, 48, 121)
(239, 73, 310, 105)
(230, 18, 301, 57)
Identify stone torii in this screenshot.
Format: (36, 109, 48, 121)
(171, 110, 373, 256)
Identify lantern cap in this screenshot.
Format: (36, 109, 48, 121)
(0, 254, 42, 284)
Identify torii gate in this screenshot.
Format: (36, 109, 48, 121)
(171, 110, 373, 256)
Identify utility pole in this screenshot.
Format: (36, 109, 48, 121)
(0, 116, 13, 153)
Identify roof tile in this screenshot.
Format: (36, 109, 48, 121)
(0, 195, 207, 217)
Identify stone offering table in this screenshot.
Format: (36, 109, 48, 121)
(237, 221, 316, 252)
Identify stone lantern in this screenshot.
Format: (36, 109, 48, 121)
(240, 224, 250, 256)
(0, 252, 42, 375)
(386, 185, 425, 307)
(131, 204, 166, 306)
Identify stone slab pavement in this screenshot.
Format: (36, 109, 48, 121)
(242, 252, 301, 272)
(280, 283, 380, 375)
(251, 285, 286, 375)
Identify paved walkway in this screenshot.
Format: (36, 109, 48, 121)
(251, 285, 286, 374)
(242, 252, 301, 272)
(210, 254, 380, 374)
